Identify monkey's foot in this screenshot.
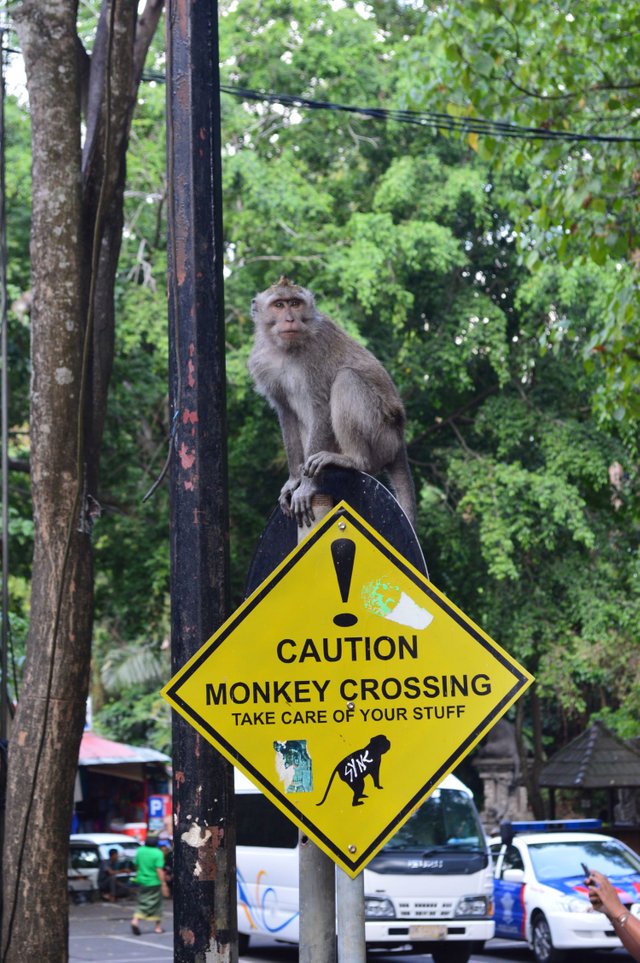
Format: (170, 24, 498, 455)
(290, 477, 319, 528)
(303, 451, 358, 478)
(278, 477, 301, 517)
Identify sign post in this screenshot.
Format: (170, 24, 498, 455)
(337, 868, 365, 963)
(297, 497, 337, 963)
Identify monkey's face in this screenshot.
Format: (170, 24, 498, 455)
(261, 292, 314, 350)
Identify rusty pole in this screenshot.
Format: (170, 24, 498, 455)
(166, 1, 236, 960)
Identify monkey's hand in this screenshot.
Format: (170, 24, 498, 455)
(278, 476, 301, 517)
(289, 476, 319, 528)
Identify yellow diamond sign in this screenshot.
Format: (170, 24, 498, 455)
(162, 503, 533, 876)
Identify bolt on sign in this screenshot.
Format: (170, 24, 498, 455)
(162, 502, 533, 876)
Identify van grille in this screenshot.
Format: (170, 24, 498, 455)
(395, 898, 456, 919)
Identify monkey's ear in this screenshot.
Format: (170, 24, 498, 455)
(250, 297, 257, 319)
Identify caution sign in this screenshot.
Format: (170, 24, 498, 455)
(162, 502, 533, 876)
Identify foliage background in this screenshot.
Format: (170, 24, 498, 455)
(4, 0, 639, 800)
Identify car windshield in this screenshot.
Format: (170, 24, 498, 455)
(383, 789, 485, 852)
(528, 839, 640, 882)
(69, 847, 100, 870)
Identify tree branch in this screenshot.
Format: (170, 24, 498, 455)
(133, 0, 164, 89)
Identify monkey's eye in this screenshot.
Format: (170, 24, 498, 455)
(272, 300, 285, 308)
(289, 299, 302, 307)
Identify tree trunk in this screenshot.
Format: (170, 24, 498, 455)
(515, 684, 546, 819)
(2, 3, 163, 960)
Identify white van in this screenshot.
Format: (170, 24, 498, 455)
(235, 771, 494, 963)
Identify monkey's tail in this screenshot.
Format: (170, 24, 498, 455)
(387, 447, 417, 527)
(316, 769, 337, 807)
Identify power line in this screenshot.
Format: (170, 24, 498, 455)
(1, 28, 10, 742)
(144, 69, 640, 144)
(217, 84, 640, 144)
(5, 44, 640, 144)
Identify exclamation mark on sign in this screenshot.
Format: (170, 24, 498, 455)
(331, 538, 358, 627)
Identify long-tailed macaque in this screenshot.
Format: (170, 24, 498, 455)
(248, 277, 417, 527)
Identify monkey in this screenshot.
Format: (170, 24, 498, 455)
(316, 734, 391, 807)
(248, 277, 417, 528)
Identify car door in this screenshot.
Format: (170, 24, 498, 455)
(493, 843, 526, 939)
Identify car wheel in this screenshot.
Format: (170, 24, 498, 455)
(238, 933, 250, 955)
(531, 913, 565, 963)
(431, 943, 472, 963)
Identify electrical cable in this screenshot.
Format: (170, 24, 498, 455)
(218, 84, 640, 144)
(5, 40, 640, 144)
(141, 3, 182, 504)
(1, 28, 10, 745)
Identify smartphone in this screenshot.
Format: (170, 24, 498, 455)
(581, 862, 591, 879)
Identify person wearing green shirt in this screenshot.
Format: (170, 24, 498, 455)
(130, 834, 169, 936)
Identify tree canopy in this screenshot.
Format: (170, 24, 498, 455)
(399, 0, 640, 429)
(4, 0, 639, 824)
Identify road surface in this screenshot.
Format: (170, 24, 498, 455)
(69, 901, 631, 962)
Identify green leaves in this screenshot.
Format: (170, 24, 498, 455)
(447, 387, 609, 585)
(401, 0, 640, 428)
(7, 0, 638, 759)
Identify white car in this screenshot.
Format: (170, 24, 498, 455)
(490, 819, 640, 963)
(68, 832, 140, 901)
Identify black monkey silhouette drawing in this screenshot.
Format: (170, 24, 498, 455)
(316, 734, 391, 807)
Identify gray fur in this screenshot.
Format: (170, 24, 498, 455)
(249, 278, 417, 526)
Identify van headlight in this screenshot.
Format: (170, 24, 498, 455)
(455, 896, 489, 917)
(365, 897, 395, 919)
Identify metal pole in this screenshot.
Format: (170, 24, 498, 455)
(166, 1, 236, 960)
(336, 868, 366, 963)
(298, 496, 337, 963)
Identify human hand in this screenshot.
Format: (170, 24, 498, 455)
(586, 869, 626, 919)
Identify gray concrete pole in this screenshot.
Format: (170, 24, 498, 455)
(336, 868, 366, 963)
(298, 496, 337, 963)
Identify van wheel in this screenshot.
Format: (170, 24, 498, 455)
(238, 933, 249, 955)
(431, 943, 471, 963)
(531, 914, 565, 963)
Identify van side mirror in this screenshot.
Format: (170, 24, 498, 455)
(502, 868, 525, 883)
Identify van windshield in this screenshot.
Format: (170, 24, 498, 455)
(383, 789, 485, 852)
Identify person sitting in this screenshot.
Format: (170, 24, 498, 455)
(99, 848, 130, 902)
